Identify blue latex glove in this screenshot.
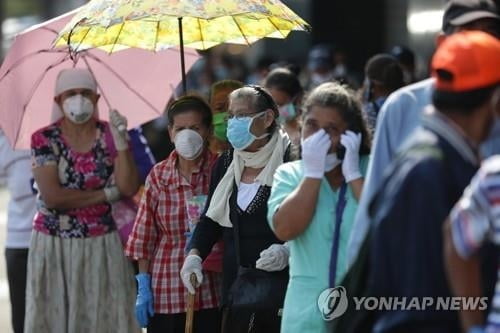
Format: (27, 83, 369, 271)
(135, 273, 154, 328)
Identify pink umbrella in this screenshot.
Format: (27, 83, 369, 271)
(0, 9, 200, 149)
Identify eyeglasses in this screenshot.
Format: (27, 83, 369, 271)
(227, 110, 265, 120)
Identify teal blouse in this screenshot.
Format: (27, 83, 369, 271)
(267, 155, 369, 333)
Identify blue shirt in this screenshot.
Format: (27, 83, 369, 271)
(348, 79, 434, 265)
(369, 110, 481, 332)
(348, 78, 500, 266)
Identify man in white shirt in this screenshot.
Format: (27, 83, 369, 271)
(0, 129, 36, 333)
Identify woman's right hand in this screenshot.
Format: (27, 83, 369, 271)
(103, 185, 121, 203)
(340, 130, 362, 182)
(180, 254, 203, 295)
(135, 273, 154, 328)
(109, 109, 129, 151)
(301, 129, 332, 179)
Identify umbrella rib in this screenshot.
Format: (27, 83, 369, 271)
(231, 16, 250, 45)
(267, 17, 286, 38)
(66, 18, 89, 55)
(0, 49, 68, 82)
(74, 26, 91, 53)
(153, 21, 160, 52)
(83, 53, 161, 114)
(22, 53, 70, 111)
(15, 53, 70, 146)
(110, 22, 125, 54)
(81, 56, 112, 110)
(197, 18, 205, 50)
(41, 26, 60, 36)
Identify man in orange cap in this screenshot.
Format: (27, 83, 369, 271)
(442, 34, 500, 333)
(369, 31, 500, 333)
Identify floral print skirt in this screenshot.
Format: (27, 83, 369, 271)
(24, 231, 140, 333)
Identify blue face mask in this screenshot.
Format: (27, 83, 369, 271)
(227, 111, 269, 150)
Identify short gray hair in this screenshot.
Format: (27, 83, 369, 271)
(229, 85, 279, 118)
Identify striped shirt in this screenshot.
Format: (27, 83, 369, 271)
(450, 155, 500, 332)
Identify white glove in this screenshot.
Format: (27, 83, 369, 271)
(256, 244, 290, 272)
(109, 109, 129, 151)
(340, 130, 362, 182)
(103, 185, 120, 203)
(180, 255, 203, 295)
(301, 129, 332, 179)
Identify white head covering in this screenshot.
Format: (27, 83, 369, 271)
(55, 68, 97, 96)
(52, 68, 98, 122)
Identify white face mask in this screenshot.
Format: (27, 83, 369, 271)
(62, 95, 95, 124)
(325, 153, 341, 172)
(174, 129, 204, 160)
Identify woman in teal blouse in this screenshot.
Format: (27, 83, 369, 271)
(268, 82, 371, 333)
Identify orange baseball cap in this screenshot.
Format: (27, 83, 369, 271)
(431, 30, 500, 92)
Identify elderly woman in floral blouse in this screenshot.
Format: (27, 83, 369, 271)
(25, 68, 140, 333)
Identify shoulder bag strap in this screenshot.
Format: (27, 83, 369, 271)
(229, 181, 243, 267)
(329, 182, 348, 287)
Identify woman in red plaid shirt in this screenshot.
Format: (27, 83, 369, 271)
(125, 96, 222, 332)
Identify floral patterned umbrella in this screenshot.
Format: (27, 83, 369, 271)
(56, 0, 311, 92)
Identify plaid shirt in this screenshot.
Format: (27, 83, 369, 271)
(125, 150, 221, 314)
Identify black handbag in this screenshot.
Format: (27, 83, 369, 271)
(227, 185, 288, 311)
(228, 266, 288, 310)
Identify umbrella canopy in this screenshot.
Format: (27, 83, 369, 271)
(56, 0, 311, 53)
(0, 9, 200, 149)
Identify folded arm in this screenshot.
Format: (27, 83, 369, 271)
(33, 164, 106, 210)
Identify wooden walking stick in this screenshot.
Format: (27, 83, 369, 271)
(185, 273, 197, 333)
